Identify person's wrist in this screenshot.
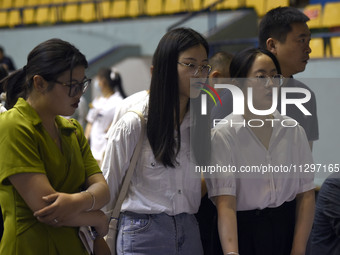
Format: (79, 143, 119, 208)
(81, 190, 95, 211)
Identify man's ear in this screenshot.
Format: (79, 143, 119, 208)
(32, 75, 48, 94)
(209, 70, 221, 79)
(266, 38, 278, 55)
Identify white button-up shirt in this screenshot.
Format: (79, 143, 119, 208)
(86, 92, 123, 160)
(206, 111, 315, 211)
(101, 99, 201, 215)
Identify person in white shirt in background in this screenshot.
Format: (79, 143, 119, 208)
(0, 104, 5, 113)
(99, 27, 211, 255)
(85, 68, 126, 166)
(108, 89, 149, 129)
(206, 47, 315, 255)
(0, 65, 8, 113)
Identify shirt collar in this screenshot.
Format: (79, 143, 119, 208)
(181, 110, 192, 130)
(14, 98, 77, 132)
(220, 110, 286, 132)
(14, 98, 42, 126)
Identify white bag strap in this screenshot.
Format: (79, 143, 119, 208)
(109, 110, 146, 222)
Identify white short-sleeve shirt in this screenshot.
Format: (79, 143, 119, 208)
(86, 92, 123, 160)
(101, 99, 201, 215)
(0, 103, 6, 113)
(206, 111, 315, 211)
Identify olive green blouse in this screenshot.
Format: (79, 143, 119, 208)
(0, 98, 101, 255)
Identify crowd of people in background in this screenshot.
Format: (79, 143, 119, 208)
(0, 5, 338, 255)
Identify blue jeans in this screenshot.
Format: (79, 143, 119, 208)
(117, 211, 203, 255)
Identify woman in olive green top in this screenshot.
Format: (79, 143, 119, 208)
(0, 39, 110, 254)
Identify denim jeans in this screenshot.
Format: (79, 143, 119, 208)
(116, 211, 203, 255)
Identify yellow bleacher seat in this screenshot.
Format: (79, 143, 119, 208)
(265, 0, 289, 13)
(26, 0, 42, 6)
(128, 0, 143, 17)
(203, 0, 219, 10)
(309, 38, 324, 58)
(62, 3, 79, 22)
(0, 11, 8, 27)
(164, 0, 184, 14)
(204, 0, 244, 10)
(303, 4, 323, 29)
(246, 0, 266, 17)
(187, 0, 203, 12)
(53, 0, 67, 4)
(79, 2, 97, 22)
(331, 36, 340, 57)
(0, 0, 14, 9)
(40, 0, 53, 4)
(36, 5, 57, 24)
(23, 8, 36, 24)
(8, 9, 22, 27)
(145, 0, 163, 16)
(36, 6, 49, 24)
(111, 0, 127, 18)
(322, 2, 340, 28)
(220, 0, 245, 10)
(14, 0, 27, 8)
(98, 1, 112, 19)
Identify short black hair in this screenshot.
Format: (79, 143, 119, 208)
(209, 51, 233, 77)
(259, 6, 310, 49)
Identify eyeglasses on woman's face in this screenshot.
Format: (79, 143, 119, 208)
(178, 62, 212, 77)
(54, 78, 91, 97)
(254, 74, 284, 87)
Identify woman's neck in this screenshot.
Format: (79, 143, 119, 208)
(102, 88, 115, 98)
(243, 111, 274, 122)
(243, 110, 274, 150)
(179, 96, 189, 124)
(26, 93, 61, 149)
(26, 95, 56, 128)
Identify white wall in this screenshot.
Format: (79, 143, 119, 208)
(114, 56, 152, 96)
(89, 56, 152, 99)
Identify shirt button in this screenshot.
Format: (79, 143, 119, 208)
(151, 162, 156, 167)
(178, 189, 182, 194)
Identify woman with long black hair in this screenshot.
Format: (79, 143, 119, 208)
(101, 27, 211, 255)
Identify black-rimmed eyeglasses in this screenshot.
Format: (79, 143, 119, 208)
(54, 78, 91, 97)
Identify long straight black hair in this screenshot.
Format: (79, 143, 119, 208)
(147, 28, 209, 168)
(1, 38, 87, 109)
